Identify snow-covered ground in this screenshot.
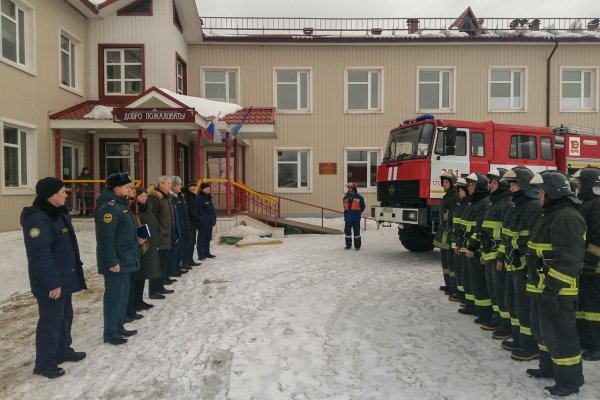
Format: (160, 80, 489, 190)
(1, 218, 599, 400)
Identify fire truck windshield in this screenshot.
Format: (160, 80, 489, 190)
(383, 123, 434, 162)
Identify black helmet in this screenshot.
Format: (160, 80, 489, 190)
(487, 168, 507, 183)
(530, 170, 579, 201)
(440, 171, 457, 186)
(466, 172, 490, 193)
(573, 167, 600, 195)
(501, 166, 534, 190)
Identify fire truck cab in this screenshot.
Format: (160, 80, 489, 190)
(373, 115, 600, 252)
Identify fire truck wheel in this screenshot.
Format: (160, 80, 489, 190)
(399, 226, 434, 252)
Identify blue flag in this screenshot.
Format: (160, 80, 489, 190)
(230, 107, 253, 139)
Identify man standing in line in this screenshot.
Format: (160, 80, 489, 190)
(433, 172, 458, 297)
(182, 181, 201, 268)
(197, 182, 217, 260)
(95, 172, 140, 345)
(343, 182, 366, 251)
(21, 177, 87, 379)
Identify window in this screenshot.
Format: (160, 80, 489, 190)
(471, 132, 485, 157)
(561, 68, 596, 111)
(275, 149, 310, 191)
(1, 119, 35, 192)
(59, 29, 82, 92)
(489, 68, 525, 111)
(102, 46, 143, 96)
(346, 149, 380, 189)
(509, 135, 537, 159)
(346, 69, 382, 112)
(176, 55, 186, 95)
(1, 0, 33, 70)
(204, 69, 238, 103)
(434, 129, 467, 156)
(275, 69, 310, 112)
(418, 68, 454, 112)
(540, 137, 553, 160)
(104, 142, 139, 179)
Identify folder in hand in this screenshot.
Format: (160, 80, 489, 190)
(137, 224, 151, 239)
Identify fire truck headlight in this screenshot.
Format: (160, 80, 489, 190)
(403, 210, 418, 222)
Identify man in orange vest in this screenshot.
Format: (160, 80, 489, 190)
(343, 182, 366, 251)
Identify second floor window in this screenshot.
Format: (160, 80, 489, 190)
(489, 68, 525, 111)
(1, 0, 26, 66)
(204, 69, 237, 103)
(275, 69, 310, 112)
(561, 68, 596, 111)
(176, 56, 186, 94)
(104, 48, 143, 95)
(418, 68, 454, 112)
(346, 69, 382, 112)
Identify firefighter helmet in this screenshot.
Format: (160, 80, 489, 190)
(530, 170, 578, 201)
(573, 167, 600, 195)
(487, 168, 507, 183)
(501, 166, 534, 190)
(455, 177, 468, 189)
(346, 182, 358, 191)
(466, 172, 490, 193)
(440, 171, 457, 186)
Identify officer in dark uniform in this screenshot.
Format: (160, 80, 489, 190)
(433, 172, 458, 297)
(21, 177, 87, 379)
(197, 182, 217, 259)
(95, 172, 140, 345)
(573, 167, 600, 361)
(525, 170, 586, 398)
(498, 166, 542, 361)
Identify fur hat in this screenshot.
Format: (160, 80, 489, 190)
(200, 182, 210, 190)
(35, 177, 65, 200)
(186, 180, 198, 188)
(106, 172, 132, 189)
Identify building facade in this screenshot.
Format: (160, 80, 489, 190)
(1, 0, 599, 230)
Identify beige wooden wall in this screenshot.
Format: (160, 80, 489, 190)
(0, 0, 88, 231)
(188, 42, 600, 216)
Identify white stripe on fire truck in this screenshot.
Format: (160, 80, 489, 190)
(388, 167, 393, 181)
(394, 167, 399, 180)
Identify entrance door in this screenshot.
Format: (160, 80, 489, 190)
(104, 142, 139, 180)
(177, 143, 189, 183)
(430, 127, 470, 199)
(206, 151, 234, 208)
(62, 142, 83, 211)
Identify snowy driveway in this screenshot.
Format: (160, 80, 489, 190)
(1, 221, 599, 399)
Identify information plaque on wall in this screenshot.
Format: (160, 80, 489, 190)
(319, 163, 337, 175)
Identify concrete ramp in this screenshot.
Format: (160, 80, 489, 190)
(252, 214, 343, 235)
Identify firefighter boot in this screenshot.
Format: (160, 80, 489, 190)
(511, 348, 539, 361)
(582, 348, 600, 361)
(501, 339, 520, 351)
(543, 384, 580, 398)
(526, 368, 553, 380)
(492, 329, 511, 340)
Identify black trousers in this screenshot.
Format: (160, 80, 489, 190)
(505, 271, 520, 343)
(577, 273, 600, 350)
(468, 256, 492, 318)
(344, 221, 361, 249)
(34, 293, 74, 371)
(198, 226, 213, 258)
(511, 271, 537, 352)
(454, 250, 465, 301)
(186, 227, 198, 264)
(103, 272, 130, 340)
(149, 249, 170, 294)
(531, 296, 584, 388)
(461, 253, 474, 309)
(440, 249, 455, 292)
(489, 260, 511, 333)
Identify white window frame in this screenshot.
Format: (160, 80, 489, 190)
(201, 67, 240, 104)
(344, 67, 383, 113)
(416, 67, 456, 113)
(273, 147, 312, 193)
(176, 58, 185, 95)
(344, 147, 382, 192)
(488, 66, 527, 112)
(560, 67, 598, 113)
(0, 0, 36, 75)
(273, 67, 312, 114)
(104, 47, 143, 96)
(0, 117, 37, 195)
(58, 27, 83, 95)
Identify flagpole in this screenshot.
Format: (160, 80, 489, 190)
(225, 131, 231, 216)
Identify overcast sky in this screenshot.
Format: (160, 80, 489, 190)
(195, 0, 599, 18)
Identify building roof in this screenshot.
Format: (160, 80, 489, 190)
(49, 100, 126, 120)
(222, 108, 276, 125)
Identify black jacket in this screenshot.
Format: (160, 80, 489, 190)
(21, 197, 86, 297)
(433, 187, 458, 250)
(479, 189, 512, 260)
(197, 192, 217, 227)
(181, 187, 201, 228)
(578, 195, 600, 272)
(464, 191, 490, 253)
(451, 196, 470, 251)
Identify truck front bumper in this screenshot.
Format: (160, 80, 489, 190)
(372, 206, 428, 226)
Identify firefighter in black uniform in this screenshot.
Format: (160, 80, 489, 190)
(574, 167, 600, 361)
(498, 166, 542, 361)
(433, 172, 459, 297)
(525, 170, 586, 398)
(479, 168, 513, 338)
(452, 178, 473, 310)
(464, 172, 493, 325)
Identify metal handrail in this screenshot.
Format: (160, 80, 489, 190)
(61, 179, 142, 215)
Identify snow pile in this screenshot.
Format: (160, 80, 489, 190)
(158, 88, 242, 119)
(83, 105, 113, 119)
(444, 29, 469, 38)
(218, 224, 272, 245)
(522, 30, 555, 39)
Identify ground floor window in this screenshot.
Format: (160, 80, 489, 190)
(275, 148, 310, 191)
(345, 149, 380, 190)
(1, 119, 35, 192)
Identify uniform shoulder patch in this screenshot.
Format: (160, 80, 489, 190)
(103, 213, 113, 224)
(29, 227, 41, 238)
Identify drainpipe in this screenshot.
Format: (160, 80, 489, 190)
(546, 40, 559, 127)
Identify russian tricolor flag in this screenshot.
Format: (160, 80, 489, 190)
(204, 113, 222, 143)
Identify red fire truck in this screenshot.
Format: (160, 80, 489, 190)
(372, 115, 600, 252)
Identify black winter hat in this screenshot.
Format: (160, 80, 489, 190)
(106, 172, 132, 189)
(35, 177, 65, 200)
(200, 182, 210, 190)
(186, 180, 198, 188)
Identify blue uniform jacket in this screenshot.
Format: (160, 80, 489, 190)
(94, 188, 140, 274)
(20, 197, 86, 298)
(171, 192, 190, 235)
(197, 193, 216, 227)
(343, 192, 366, 222)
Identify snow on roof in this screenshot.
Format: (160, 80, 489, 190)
(83, 105, 114, 119)
(159, 88, 242, 119)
